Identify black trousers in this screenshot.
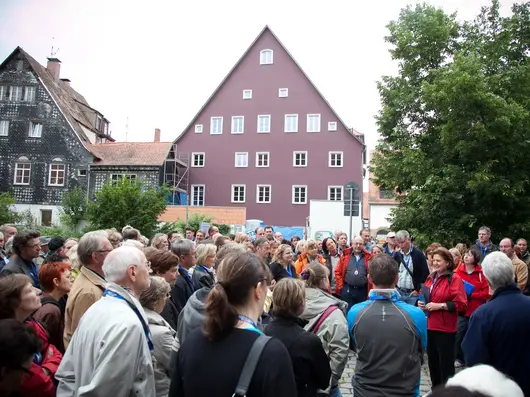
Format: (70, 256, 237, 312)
(427, 330, 456, 388)
(455, 316, 469, 363)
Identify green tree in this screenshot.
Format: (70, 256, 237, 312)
(373, 1, 530, 247)
(86, 179, 170, 238)
(0, 193, 20, 226)
(59, 186, 87, 231)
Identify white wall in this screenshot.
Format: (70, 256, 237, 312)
(369, 204, 397, 230)
(13, 204, 61, 226)
(309, 200, 362, 240)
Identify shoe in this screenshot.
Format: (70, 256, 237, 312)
(454, 360, 465, 368)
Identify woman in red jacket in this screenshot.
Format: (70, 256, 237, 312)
(419, 247, 467, 389)
(0, 274, 62, 397)
(454, 248, 490, 368)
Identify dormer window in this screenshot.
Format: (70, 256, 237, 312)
(260, 49, 273, 65)
(103, 121, 109, 135)
(95, 115, 102, 130)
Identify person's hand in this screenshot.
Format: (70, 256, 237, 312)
(418, 301, 426, 310)
(409, 290, 418, 296)
(425, 302, 442, 311)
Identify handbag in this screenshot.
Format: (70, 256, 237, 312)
(233, 334, 272, 397)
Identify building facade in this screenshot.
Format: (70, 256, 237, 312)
(170, 26, 365, 226)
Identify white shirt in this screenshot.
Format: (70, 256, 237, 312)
(397, 251, 414, 290)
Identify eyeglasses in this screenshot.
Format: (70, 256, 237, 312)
(27, 243, 41, 249)
(96, 249, 113, 254)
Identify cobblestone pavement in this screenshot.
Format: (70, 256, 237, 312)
(338, 352, 432, 396)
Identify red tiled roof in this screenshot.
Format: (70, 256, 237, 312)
(90, 142, 172, 166)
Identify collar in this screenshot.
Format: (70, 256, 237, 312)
(428, 269, 453, 280)
(368, 289, 401, 302)
(105, 282, 146, 315)
(491, 284, 520, 299)
(80, 266, 107, 288)
(271, 315, 308, 328)
(401, 245, 413, 256)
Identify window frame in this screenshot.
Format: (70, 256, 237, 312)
(13, 162, 31, 186)
(328, 186, 344, 201)
(231, 116, 245, 134)
(256, 184, 272, 204)
(260, 49, 274, 65)
(257, 115, 271, 134)
(293, 151, 308, 167)
(110, 174, 137, 186)
(278, 88, 288, 98)
(284, 114, 298, 133)
(328, 121, 338, 131)
(234, 152, 249, 168)
(210, 117, 223, 135)
(194, 124, 203, 133)
(28, 121, 42, 138)
(255, 152, 270, 168)
(23, 86, 36, 102)
(0, 120, 9, 136)
(243, 89, 252, 99)
(231, 184, 246, 203)
(307, 114, 321, 133)
(328, 151, 344, 168)
(191, 184, 205, 206)
(191, 152, 205, 168)
(292, 185, 308, 205)
(48, 163, 66, 187)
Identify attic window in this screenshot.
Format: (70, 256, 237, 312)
(96, 115, 102, 130)
(260, 49, 273, 65)
(16, 60, 23, 71)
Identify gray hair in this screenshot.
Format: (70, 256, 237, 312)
(150, 233, 168, 249)
(67, 243, 81, 270)
(0, 232, 3, 240)
(395, 230, 410, 242)
(139, 276, 171, 311)
(481, 251, 515, 291)
(215, 243, 247, 268)
(295, 240, 307, 253)
(171, 238, 194, 257)
(102, 246, 145, 283)
(4, 236, 14, 255)
(77, 230, 109, 266)
(478, 226, 492, 236)
(447, 364, 523, 397)
(196, 243, 217, 266)
(120, 239, 144, 249)
(0, 224, 15, 234)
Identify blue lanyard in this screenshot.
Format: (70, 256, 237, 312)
(285, 265, 293, 277)
(354, 254, 363, 270)
(480, 244, 488, 256)
(25, 261, 40, 288)
(430, 275, 438, 293)
(238, 314, 262, 334)
(197, 265, 211, 274)
(104, 290, 154, 351)
(179, 266, 193, 288)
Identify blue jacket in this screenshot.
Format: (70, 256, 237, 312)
(463, 284, 530, 397)
(348, 289, 427, 397)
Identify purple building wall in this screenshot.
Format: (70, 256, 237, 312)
(174, 27, 364, 226)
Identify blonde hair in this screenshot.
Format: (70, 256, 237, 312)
(272, 278, 305, 318)
(150, 233, 168, 249)
(455, 243, 467, 257)
(449, 247, 462, 259)
(301, 261, 329, 288)
(67, 243, 81, 270)
(272, 244, 293, 264)
(196, 243, 217, 267)
(306, 240, 318, 250)
(234, 232, 246, 244)
(295, 240, 308, 253)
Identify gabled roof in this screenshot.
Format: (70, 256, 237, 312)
(173, 25, 364, 146)
(0, 47, 113, 156)
(89, 142, 173, 166)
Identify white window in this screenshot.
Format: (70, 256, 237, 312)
(0, 120, 9, 136)
(192, 152, 205, 167)
(260, 49, 273, 65)
(231, 184, 246, 203)
(328, 186, 343, 201)
(293, 151, 307, 167)
(48, 163, 66, 186)
(292, 185, 307, 204)
(23, 86, 36, 102)
(235, 152, 248, 167)
(78, 169, 87, 177)
(231, 116, 244, 134)
(110, 174, 137, 186)
(278, 88, 288, 97)
(256, 185, 271, 203)
(0, 86, 6, 100)
(14, 162, 31, 185)
(9, 86, 22, 102)
(329, 151, 343, 167)
(210, 117, 223, 134)
(243, 89, 252, 99)
(96, 115, 102, 130)
(191, 185, 205, 206)
(28, 121, 42, 138)
(194, 124, 203, 133)
(328, 121, 338, 131)
(307, 114, 321, 132)
(284, 114, 298, 133)
(255, 152, 270, 167)
(257, 115, 271, 133)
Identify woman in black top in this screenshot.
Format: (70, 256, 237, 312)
(269, 244, 297, 282)
(265, 278, 331, 397)
(169, 253, 296, 397)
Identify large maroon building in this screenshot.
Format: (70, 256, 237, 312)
(171, 26, 364, 226)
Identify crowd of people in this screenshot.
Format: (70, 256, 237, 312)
(0, 222, 529, 397)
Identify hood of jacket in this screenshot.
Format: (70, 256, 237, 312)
(145, 308, 170, 327)
(177, 286, 210, 343)
(300, 287, 348, 321)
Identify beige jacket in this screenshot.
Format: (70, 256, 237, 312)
(512, 257, 529, 291)
(63, 266, 106, 348)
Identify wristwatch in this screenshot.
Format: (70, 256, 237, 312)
(441, 303, 447, 310)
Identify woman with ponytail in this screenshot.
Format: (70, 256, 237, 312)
(169, 252, 296, 397)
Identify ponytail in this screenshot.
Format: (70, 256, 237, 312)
(203, 283, 238, 340)
(301, 261, 329, 288)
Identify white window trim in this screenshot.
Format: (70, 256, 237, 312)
(210, 117, 223, 135)
(28, 121, 42, 138)
(191, 152, 205, 168)
(13, 162, 31, 185)
(194, 124, 203, 133)
(231, 116, 245, 134)
(191, 184, 205, 206)
(260, 49, 274, 65)
(78, 169, 87, 177)
(284, 114, 298, 133)
(48, 163, 66, 187)
(255, 152, 270, 168)
(257, 114, 271, 134)
(293, 151, 308, 167)
(256, 184, 272, 204)
(243, 89, 252, 99)
(328, 121, 338, 131)
(0, 120, 9, 136)
(307, 113, 321, 133)
(327, 185, 344, 201)
(231, 184, 246, 203)
(328, 151, 344, 168)
(292, 185, 308, 205)
(234, 152, 249, 168)
(278, 88, 288, 97)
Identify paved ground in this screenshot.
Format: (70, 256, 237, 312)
(338, 352, 432, 396)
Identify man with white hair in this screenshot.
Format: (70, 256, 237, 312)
(56, 246, 156, 397)
(462, 252, 530, 397)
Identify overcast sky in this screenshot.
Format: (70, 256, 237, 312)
(0, 0, 520, 148)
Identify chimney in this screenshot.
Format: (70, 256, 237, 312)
(60, 78, 71, 87)
(46, 57, 61, 81)
(154, 128, 161, 143)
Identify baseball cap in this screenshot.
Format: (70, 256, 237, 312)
(39, 236, 51, 246)
(48, 236, 65, 252)
(387, 232, 396, 238)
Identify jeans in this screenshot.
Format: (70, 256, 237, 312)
(455, 316, 469, 363)
(317, 386, 342, 397)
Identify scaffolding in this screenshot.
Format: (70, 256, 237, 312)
(163, 144, 190, 205)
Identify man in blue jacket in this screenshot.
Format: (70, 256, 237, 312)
(463, 251, 530, 397)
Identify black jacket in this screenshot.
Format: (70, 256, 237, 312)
(192, 266, 215, 290)
(171, 267, 194, 319)
(264, 316, 331, 397)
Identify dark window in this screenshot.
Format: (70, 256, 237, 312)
(379, 190, 393, 199)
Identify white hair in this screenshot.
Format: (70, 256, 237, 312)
(395, 230, 410, 241)
(447, 364, 523, 397)
(481, 251, 515, 291)
(120, 239, 144, 249)
(103, 246, 145, 282)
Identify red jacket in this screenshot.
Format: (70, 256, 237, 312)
(455, 263, 490, 317)
(19, 319, 63, 397)
(334, 247, 372, 295)
(423, 272, 468, 333)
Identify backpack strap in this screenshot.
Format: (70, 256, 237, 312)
(310, 305, 339, 334)
(233, 334, 272, 397)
